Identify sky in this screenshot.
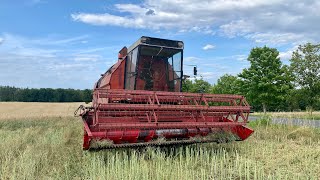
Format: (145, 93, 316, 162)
(0, 0, 319, 89)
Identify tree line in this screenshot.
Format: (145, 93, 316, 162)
(0, 86, 92, 103)
(183, 43, 320, 113)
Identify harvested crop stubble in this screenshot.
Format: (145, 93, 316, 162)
(0, 102, 83, 120)
(253, 111, 320, 120)
(0, 103, 319, 179)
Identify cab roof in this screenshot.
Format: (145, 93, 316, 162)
(127, 36, 184, 53)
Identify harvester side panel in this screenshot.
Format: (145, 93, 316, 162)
(97, 59, 126, 89)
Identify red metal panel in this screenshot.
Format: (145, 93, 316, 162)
(97, 59, 126, 89)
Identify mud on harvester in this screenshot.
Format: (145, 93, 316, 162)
(75, 36, 254, 150)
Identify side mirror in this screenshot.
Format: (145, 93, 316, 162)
(193, 66, 197, 76)
(182, 75, 190, 80)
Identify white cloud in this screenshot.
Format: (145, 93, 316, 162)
(246, 33, 306, 46)
(71, 13, 146, 28)
(202, 44, 215, 50)
(234, 54, 247, 61)
(0, 33, 65, 58)
(71, 0, 320, 45)
(73, 54, 102, 62)
(32, 0, 45, 3)
(185, 56, 199, 62)
(279, 45, 299, 60)
(74, 47, 116, 54)
(115, 4, 148, 15)
(28, 0, 47, 5)
(0, 37, 3, 45)
(199, 72, 216, 80)
(0, 33, 116, 89)
(45, 35, 89, 45)
(219, 20, 253, 38)
(48, 63, 89, 71)
(0, 33, 89, 48)
(279, 51, 292, 60)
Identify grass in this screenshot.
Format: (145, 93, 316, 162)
(0, 102, 319, 179)
(252, 111, 320, 120)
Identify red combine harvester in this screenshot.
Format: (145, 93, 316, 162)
(76, 36, 253, 150)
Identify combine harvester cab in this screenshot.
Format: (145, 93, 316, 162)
(77, 36, 254, 150)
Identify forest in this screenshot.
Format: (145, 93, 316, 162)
(0, 86, 92, 103)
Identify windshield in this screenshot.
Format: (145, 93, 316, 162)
(125, 45, 182, 92)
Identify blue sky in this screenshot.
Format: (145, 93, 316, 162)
(0, 0, 319, 89)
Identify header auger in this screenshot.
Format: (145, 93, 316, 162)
(77, 36, 253, 150)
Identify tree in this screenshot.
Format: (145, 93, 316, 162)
(286, 88, 308, 111)
(182, 78, 212, 93)
(290, 43, 320, 112)
(212, 74, 243, 95)
(182, 79, 193, 92)
(190, 78, 212, 93)
(239, 46, 292, 113)
(0, 86, 93, 102)
(82, 89, 93, 103)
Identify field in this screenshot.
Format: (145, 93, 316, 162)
(0, 102, 319, 179)
(253, 111, 320, 120)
